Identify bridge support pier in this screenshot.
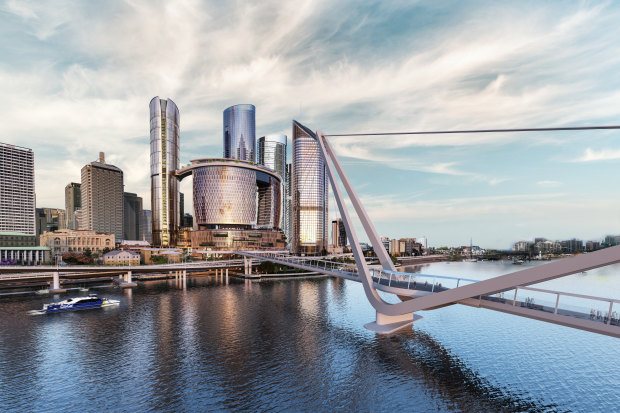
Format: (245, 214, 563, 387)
(364, 312, 423, 334)
(120, 271, 137, 288)
(49, 271, 67, 293)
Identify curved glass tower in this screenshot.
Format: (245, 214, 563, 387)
(223, 104, 255, 162)
(150, 97, 180, 247)
(292, 121, 328, 255)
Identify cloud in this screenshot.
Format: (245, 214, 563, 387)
(2, 0, 620, 248)
(573, 148, 620, 162)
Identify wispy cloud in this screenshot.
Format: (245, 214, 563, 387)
(573, 148, 620, 162)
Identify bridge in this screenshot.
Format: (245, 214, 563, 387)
(240, 130, 620, 337)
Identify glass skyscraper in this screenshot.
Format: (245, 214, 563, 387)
(292, 121, 328, 255)
(258, 134, 287, 240)
(0, 143, 35, 235)
(223, 104, 256, 162)
(150, 97, 180, 247)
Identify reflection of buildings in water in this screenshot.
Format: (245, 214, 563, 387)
(123, 287, 133, 303)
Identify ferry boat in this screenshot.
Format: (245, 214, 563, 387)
(42, 294, 119, 313)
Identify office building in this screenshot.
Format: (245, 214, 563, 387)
(0, 143, 35, 235)
(139, 209, 152, 243)
(150, 97, 180, 247)
(331, 218, 347, 248)
(291, 121, 328, 255)
(223, 104, 255, 161)
(35, 208, 66, 242)
(258, 134, 287, 242)
(65, 182, 81, 229)
(285, 162, 292, 249)
(79, 152, 124, 239)
(123, 192, 142, 241)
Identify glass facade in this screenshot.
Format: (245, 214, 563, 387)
(64, 182, 81, 230)
(292, 121, 328, 255)
(150, 97, 180, 247)
(257, 134, 287, 234)
(223, 104, 256, 162)
(188, 159, 282, 230)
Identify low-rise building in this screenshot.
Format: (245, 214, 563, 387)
(0, 231, 50, 265)
(102, 250, 140, 265)
(119, 240, 151, 251)
(140, 248, 182, 264)
(39, 229, 115, 256)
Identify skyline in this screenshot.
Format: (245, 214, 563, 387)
(3, 1, 620, 248)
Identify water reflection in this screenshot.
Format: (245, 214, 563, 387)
(0, 272, 616, 411)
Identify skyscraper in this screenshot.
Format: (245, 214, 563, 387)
(139, 209, 152, 243)
(291, 121, 328, 255)
(331, 218, 347, 247)
(80, 152, 124, 239)
(150, 97, 180, 247)
(65, 182, 81, 229)
(0, 143, 35, 235)
(285, 162, 292, 249)
(223, 104, 256, 161)
(258, 134, 287, 238)
(123, 192, 142, 241)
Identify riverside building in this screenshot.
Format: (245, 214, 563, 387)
(150, 97, 180, 247)
(40, 229, 115, 256)
(0, 143, 35, 235)
(291, 121, 328, 255)
(175, 158, 284, 251)
(79, 152, 124, 240)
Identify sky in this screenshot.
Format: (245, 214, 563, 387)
(2, 0, 620, 249)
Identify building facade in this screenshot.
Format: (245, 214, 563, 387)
(80, 152, 124, 239)
(291, 121, 328, 255)
(258, 134, 287, 241)
(0, 143, 35, 235)
(150, 97, 180, 247)
(35, 208, 66, 242)
(103, 250, 140, 265)
(65, 182, 81, 229)
(331, 218, 347, 248)
(123, 192, 143, 241)
(175, 158, 284, 251)
(40, 229, 115, 256)
(285, 162, 292, 249)
(139, 209, 152, 243)
(223, 104, 256, 161)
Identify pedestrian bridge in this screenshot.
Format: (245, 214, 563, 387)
(239, 251, 620, 337)
(249, 129, 620, 337)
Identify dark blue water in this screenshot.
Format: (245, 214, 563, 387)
(0, 261, 618, 412)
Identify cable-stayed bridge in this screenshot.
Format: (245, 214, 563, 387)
(243, 129, 620, 337)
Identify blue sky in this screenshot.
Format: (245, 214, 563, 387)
(2, 0, 620, 248)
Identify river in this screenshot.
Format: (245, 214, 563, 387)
(0, 260, 618, 412)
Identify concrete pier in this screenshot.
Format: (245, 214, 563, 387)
(49, 271, 67, 293)
(364, 312, 423, 334)
(120, 271, 137, 288)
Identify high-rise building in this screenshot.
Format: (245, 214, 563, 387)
(179, 192, 184, 225)
(139, 209, 152, 243)
(331, 218, 347, 248)
(223, 104, 256, 161)
(291, 121, 328, 255)
(183, 213, 193, 228)
(123, 192, 142, 241)
(64, 182, 81, 229)
(285, 162, 292, 249)
(36, 208, 66, 242)
(258, 134, 287, 235)
(0, 143, 35, 235)
(80, 152, 124, 239)
(150, 97, 180, 247)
